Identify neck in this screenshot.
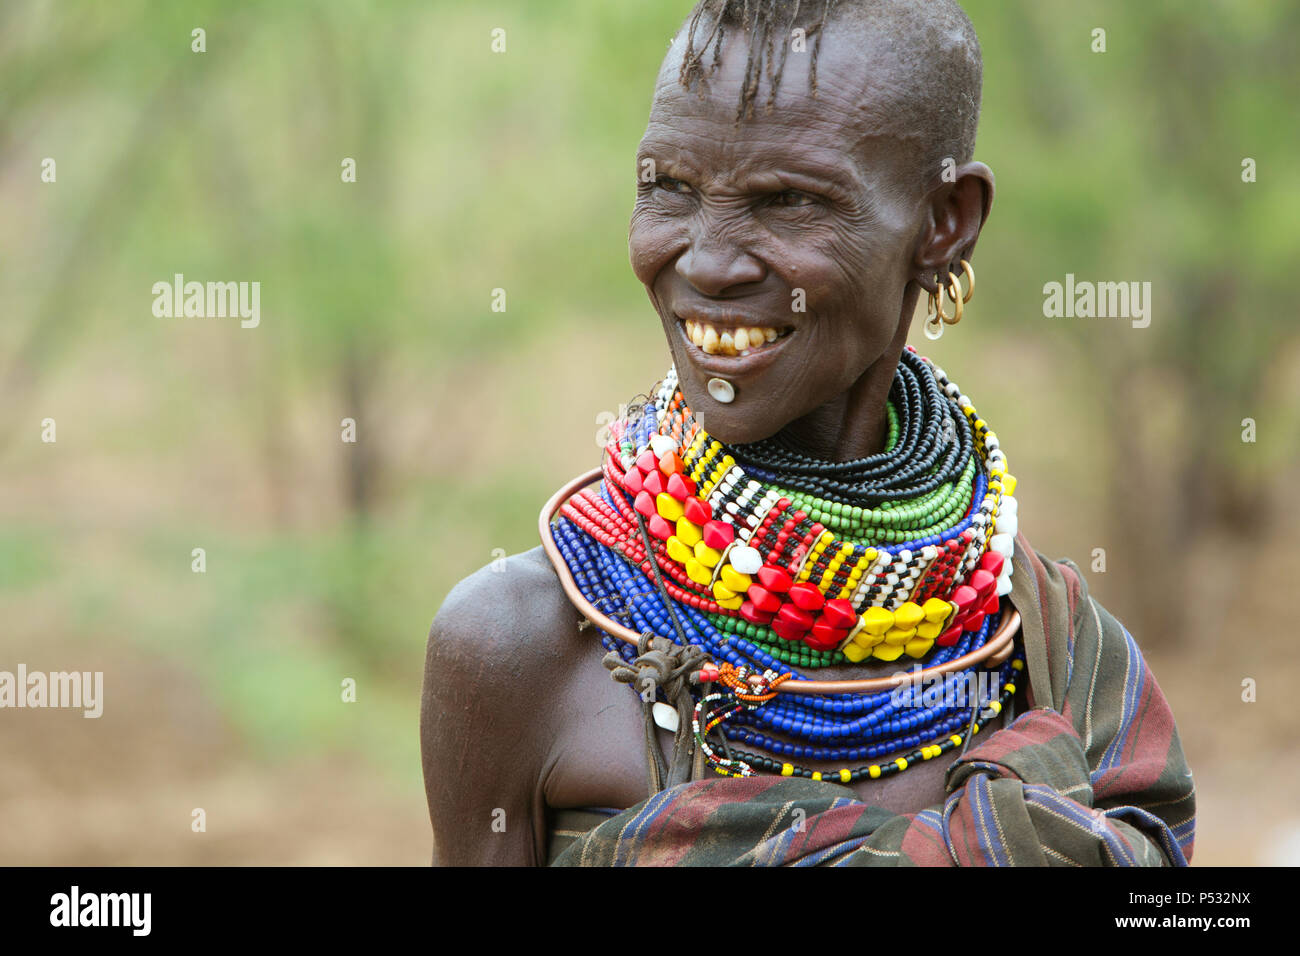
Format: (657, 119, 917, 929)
(763, 288, 917, 463)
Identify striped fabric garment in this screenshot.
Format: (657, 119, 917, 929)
(552, 531, 1196, 867)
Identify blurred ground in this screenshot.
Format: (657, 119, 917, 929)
(0, 637, 428, 865)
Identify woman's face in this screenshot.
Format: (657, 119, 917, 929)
(629, 26, 930, 445)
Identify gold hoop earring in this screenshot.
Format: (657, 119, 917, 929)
(924, 261, 975, 340)
(925, 277, 952, 340)
(957, 259, 975, 303)
(943, 272, 964, 325)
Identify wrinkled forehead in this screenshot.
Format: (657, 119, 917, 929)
(646, 23, 923, 181)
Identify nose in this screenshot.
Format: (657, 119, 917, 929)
(674, 227, 766, 296)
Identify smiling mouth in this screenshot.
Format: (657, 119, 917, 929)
(679, 317, 795, 357)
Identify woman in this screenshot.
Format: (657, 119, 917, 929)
(421, 0, 1195, 866)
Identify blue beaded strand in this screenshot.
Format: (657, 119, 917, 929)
(552, 513, 1011, 761)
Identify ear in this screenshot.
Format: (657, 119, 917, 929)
(913, 162, 995, 293)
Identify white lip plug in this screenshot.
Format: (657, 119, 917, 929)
(707, 377, 736, 404)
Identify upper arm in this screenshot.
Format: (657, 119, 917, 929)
(1014, 546, 1196, 862)
(420, 550, 566, 866)
(1062, 589, 1196, 861)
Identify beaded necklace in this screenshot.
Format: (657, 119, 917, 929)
(547, 346, 1024, 782)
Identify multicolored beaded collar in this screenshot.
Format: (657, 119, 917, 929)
(542, 346, 1025, 782)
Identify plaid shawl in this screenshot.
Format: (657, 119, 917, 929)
(552, 531, 1196, 866)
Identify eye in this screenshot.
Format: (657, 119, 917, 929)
(770, 189, 817, 208)
(652, 175, 692, 194)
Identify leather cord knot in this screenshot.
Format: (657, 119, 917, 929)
(603, 630, 709, 794)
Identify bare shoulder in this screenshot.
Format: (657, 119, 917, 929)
(420, 545, 583, 864)
(420, 544, 587, 766)
(424, 545, 581, 676)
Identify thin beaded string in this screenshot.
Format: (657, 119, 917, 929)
(700, 653, 1025, 783)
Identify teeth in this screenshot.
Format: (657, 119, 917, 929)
(701, 325, 720, 354)
(684, 319, 790, 357)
